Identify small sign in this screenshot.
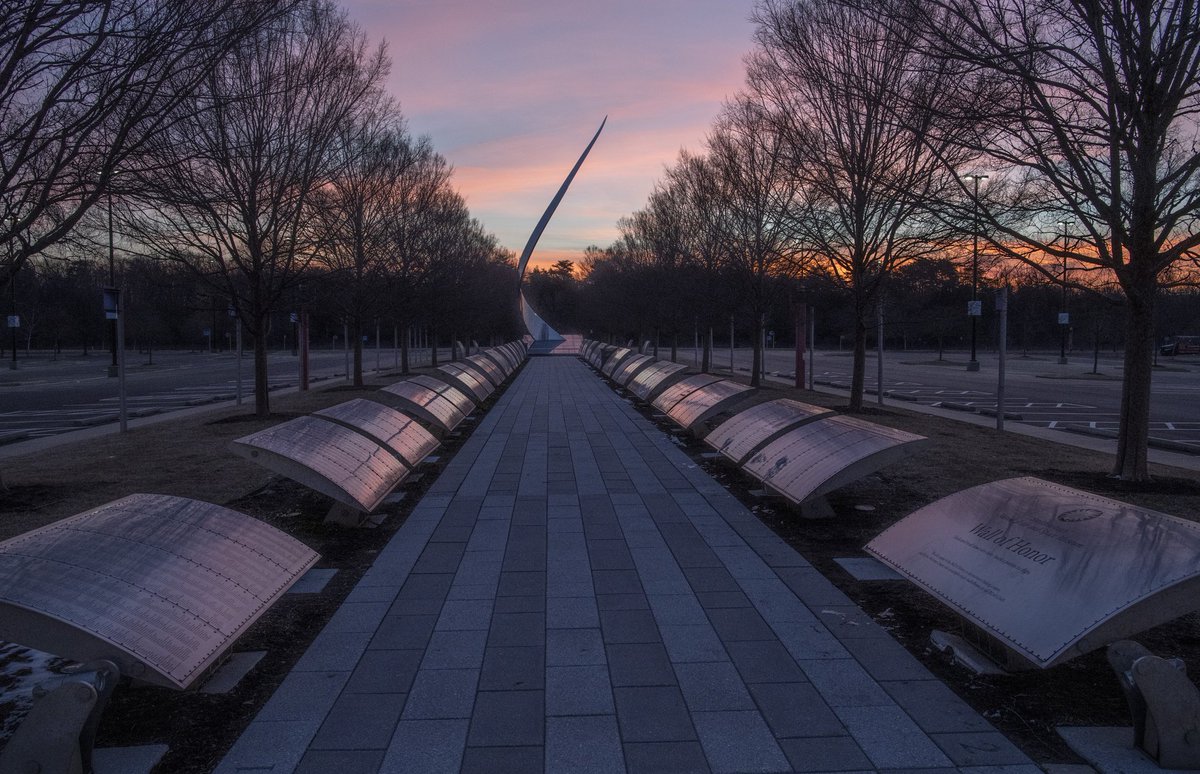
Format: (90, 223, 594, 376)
(1058, 312, 1070, 325)
(967, 300, 982, 317)
(6, 315, 18, 328)
(102, 287, 120, 320)
(289, 313, 298, 324)
(203, 328, 211, 337)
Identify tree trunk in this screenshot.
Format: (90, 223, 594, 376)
(702, 327, 712, 373)
(848, 307, 868, 413)
(352, 313, 364, 388)
(254, 314, 270, 417)
(401, 323, 410, 374)
(750, 316, 763, 388)
(1113, 289, 1154, 480)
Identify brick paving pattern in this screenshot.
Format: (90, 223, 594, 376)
(217, 356, 1037, 774)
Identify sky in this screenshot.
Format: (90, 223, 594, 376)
(339, 0, 758, 269)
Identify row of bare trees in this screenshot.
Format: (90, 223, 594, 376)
(2, 0, 519, 417)
(579, 0, 1200, 482)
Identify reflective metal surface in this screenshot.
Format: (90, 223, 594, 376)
(705, 399, 835, 465)
(465, 354, 506, 387)
(316, 399, 439, 467)
(602, 347, 634, 379)
(517, 119, 606, 341)
(406, 375, 477, 418)
(612, 354, 654, 386)
(483, 348, 515, 376)
(743, 415, 925, 505)
(666, 380, 754, 431)
(0, 493, 318, 689)
(232, 416, 409, 512)
(380, 380, 468, 432)
(867, 477, 1200, 669)
(652, 374, 724, 414)
(437, 363, 493, 402)
(627, 361, 689, 402)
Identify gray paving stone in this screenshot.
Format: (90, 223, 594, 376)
(724, 640, 807, 684)
(498, 570, 547, 596)
(480, 645, 545, 691)
(624, 741, 712, 774)
(613, 686, 696, 742)
(295, 749, 384, 774)
(493, 594, 545, 613)
(593, 569, 644, 594)
(435, 599, 494, 631)
(881, 680, 995, 734)
(648, 594, 709, 626)
(706, 606, 777, 642)
(772, 619, 851, 661)
(214, 719, 320, 774)
(607, 642, 677, 686)
(695, 590, 753, 609)
(691, 710, 791, 773)
(547, 627, 607, 666)
(461, 746, 545, 774)
(600, 609, 661, 644)
(468, 690, 545, 746)
(344, 649, 422, 694)
(292, 630, 373, 672)
(749, 682, 846, 738)
(402, 668, 479, 719)
(930, 732, 1032, 766)
(597, 593, 650, 611)
(446, 583, 496, 601)
(488, 611, 546, 646)
(834, 705, 954, 769)
(547, 715, 626, 774)
(256, 670, 350, 722)
(380, 718, 468, 774)
(659, 624, 728, 663)
(421, 630, 488, 669)
(311, 691, 407, 749)
(779, 736, 874, 772)
(370, 614, 437, 650)
(800, 659, 894, 707)
(674, 662, 755, 712)
(842, 636, 933, 681)
(546, 664, 615, 715)
(548, 595, 600, 628)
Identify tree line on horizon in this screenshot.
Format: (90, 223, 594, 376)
(562, 0, 1200, 482)
(0, 0, 522, 417)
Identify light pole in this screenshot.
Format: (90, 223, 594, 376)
(1058, 220, 1070, 365)
(107, 189, 118, 377)
(7, 216, 16, 370)
(963, 174, 987, 371)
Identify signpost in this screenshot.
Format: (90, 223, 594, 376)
(103, 287, 128, 432)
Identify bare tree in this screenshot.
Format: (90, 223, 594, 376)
(123, 0, 387, 415)
(913, 0, 1200, 480)
(749, 0, 973, 410)
(0, 0, 292, 290)
(708, 98, 803, 387)
(314, 103, 411, 386)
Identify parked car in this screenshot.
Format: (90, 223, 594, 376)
(1160, 335, 1200, 355)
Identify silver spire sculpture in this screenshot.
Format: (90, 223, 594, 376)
(517, 117, 606, 342)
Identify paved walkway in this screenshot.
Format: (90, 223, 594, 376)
(217, 357, 1038, 774)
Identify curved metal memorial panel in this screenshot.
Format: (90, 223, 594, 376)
(483, 348, 515, 376)
(436, 363, 492, 403)
(601, 347, 635, 380)
(666, 380, 755, 433)
(231, 416, 409, 513)
(652, 374, 725, 414)
(867, 477, 1200, 669)
(409, 374, 477, 416)
(316, 399, 439, 468)
(705, 399, 834, 465)
(0, 494, 318, 690)
(465, 354, 506, 387)
(380, 377, 472, 433)
(627, 361, 690, 402)
(743, 415, 925, 505)
(611, 354, 654, 387)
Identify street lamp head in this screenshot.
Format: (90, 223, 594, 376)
(962, 173, 989, 182)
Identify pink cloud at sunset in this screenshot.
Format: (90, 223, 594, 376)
(337, 0, 757, 270)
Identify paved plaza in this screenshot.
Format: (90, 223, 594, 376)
(216, 356, 1037, 774)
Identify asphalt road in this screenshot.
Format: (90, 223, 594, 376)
(0, 347, 444, 444)
(675, 346, 1200, 454)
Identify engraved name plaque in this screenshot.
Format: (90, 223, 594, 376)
(652, 374, 724, 414)
(666, 380, 754, 433)
(232, 416, 409, 513)
(465, 354, 506, 387)
(743, 415, 925, 506)
(602, 347, 635, 379)
(437, 363, 493, 402)
(611, 354, 654, 386)
(0, 494, 318, 689)
(706, 399, 834, 465)
(867, 477, 1200, 669)
(316, 399, 439, 468)
(627, 361, 689, 402)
